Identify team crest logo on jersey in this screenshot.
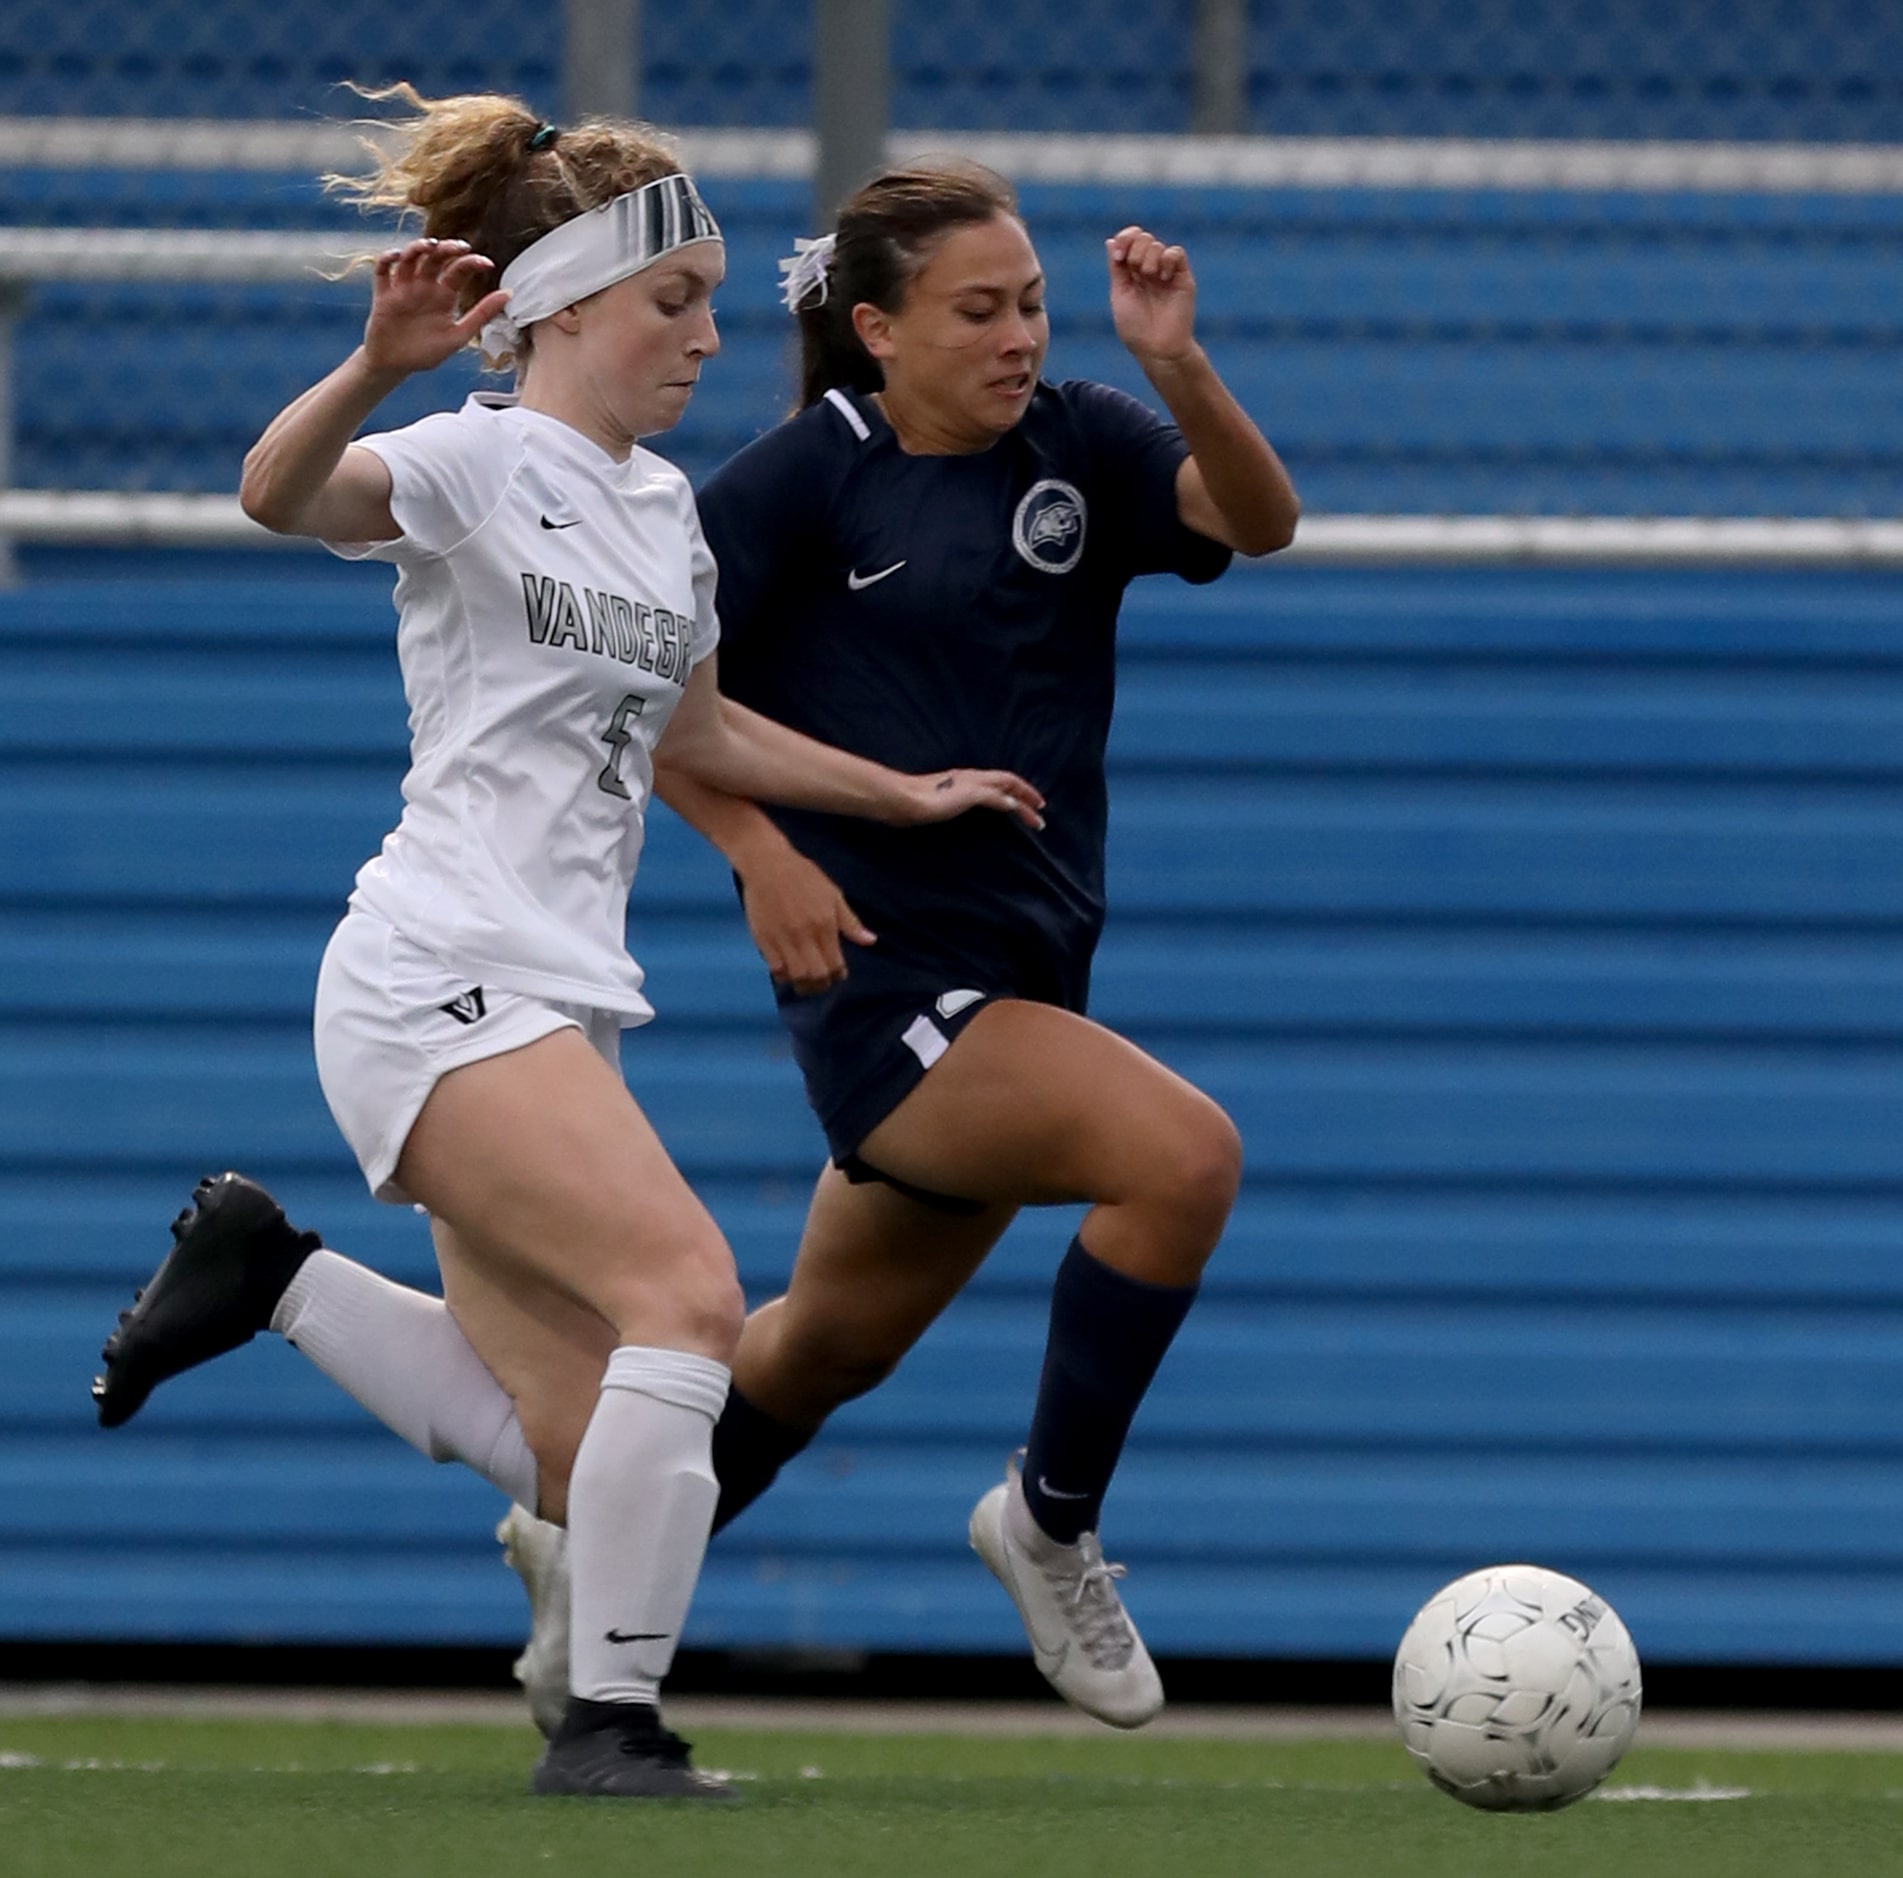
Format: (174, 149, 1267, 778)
(1012, 479, 1086, 574)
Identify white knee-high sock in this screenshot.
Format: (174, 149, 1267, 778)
(566, 1345, 729, 1708)
(271, 1249, 537, 1508)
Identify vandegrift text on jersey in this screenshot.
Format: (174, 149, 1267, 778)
(519, 571, 696, 681)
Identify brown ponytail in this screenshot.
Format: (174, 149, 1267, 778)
(792, 158, 1020, 409)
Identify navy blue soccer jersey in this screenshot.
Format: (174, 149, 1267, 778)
(697, 377, 1232, 978)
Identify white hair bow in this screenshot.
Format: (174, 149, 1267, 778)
(777, 233, 836, 314)
(480, 307, 527, 363)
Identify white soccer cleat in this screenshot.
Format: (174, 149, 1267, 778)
(968, 1456, 1164, 1729)
(497, 1505, 571, 1741)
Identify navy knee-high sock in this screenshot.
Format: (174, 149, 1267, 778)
(710, 1386, 814, 1534)
(1020, 1237, 1199, 1545)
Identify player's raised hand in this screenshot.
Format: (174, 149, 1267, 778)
(898, 769, 1047, 831)
(362, 237, 511, 376)
(1107, 226, 1198, 367)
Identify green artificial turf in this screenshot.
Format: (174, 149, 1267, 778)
(1, 1715, 1900, 1878)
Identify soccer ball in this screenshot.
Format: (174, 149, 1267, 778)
(1392, 1563, 1642, 1811)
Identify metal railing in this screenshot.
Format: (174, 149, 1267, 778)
(6, 123, 1903, 572)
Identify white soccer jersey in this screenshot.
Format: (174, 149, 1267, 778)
(329, 393, 719, 1020)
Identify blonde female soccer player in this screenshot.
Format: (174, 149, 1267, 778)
(90, 99, 1040, 1800)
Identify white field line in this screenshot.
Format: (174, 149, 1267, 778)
(1597, 1783, 1754, 1801)
(3, 119, 1902, 193)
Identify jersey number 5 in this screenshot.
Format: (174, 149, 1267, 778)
(598, 694, 647, 799)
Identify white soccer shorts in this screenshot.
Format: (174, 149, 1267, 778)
(314, 909, 621, 1204)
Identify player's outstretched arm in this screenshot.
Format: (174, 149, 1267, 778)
(1106, 225, 1300, 557)
(658, 662, 1046, 830)
(240, 237, 509, 541)
(653, 766, 876, 993)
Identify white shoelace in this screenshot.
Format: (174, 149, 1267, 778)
(1040, 1537, 1137, 1670)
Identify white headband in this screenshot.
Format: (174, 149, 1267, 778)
(479, 171, 722, 363)
(778, 233, 836, 313)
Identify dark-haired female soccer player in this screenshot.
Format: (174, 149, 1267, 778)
(500, 157, 1299, 1731)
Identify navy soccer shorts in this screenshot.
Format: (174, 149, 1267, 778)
(773, 928, 1090, 1166)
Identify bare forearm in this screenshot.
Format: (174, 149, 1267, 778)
(240, 347, 404, 534)
(1142, 346, 1300, 555)
(660, 673, 1041, 831)
(653, 763, 800, 871)
(672, 701, 916, 821)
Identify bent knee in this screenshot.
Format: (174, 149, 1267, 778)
(1140, 1096, 1243, 1248)
(681, 1267, 747, 1365)
(597, 1248, 745, 1367)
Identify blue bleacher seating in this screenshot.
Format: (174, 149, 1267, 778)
(3, 1, 1899, 140)
(6, 562, 1903, 1664)
(8, 178, 1903, 514)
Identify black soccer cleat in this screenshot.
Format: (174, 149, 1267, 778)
(530, 1698, 735, 1800)
(92, 1172, 321, 1429)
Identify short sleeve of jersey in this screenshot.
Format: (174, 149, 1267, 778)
(695, 413, 832, 653)
(324, 409, 511, 563)
(1065, 379, 1233, 586)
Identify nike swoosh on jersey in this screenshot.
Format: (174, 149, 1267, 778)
(540, 514, 583, 530)
(604, 1628, 671, 1644)
(847, 561, 906, 590)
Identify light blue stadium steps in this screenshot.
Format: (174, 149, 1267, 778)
(0, 7, 561, 124)
(19, 315, 1901, 485)
(10, 1170, 1903, 1306)
(5, 1537, 1903, 1663)
(14, 654, 1903, 776)
(12, 769, 1903, 921)
(1055, 336, 1903, 456)
(1112, 666, 1903, 773)
(1282, 464, 1903, 520)
(6, 566, 1900, 660)
(7, 914, 1903, 1037)
(10, 1022, 1903, 1186)
(10, 166, 1902, 249)
(2, 1547, 1897, 1663)
(9, 540, 1903, 1658)
(1108, 779, 1903, 922)
(0, 172, 807, 242)
(2, 1, 1899, 141)
(1114, 568, 1903, 661)
(17, 433, 1898, 522)
(654, 1561, 1903, 1665)
(13, 1441, 1903, 1576)
(15, 1287, 1903, 1465)
(0, 1551, 546, 1647)
(10, 169, 1903, 509)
